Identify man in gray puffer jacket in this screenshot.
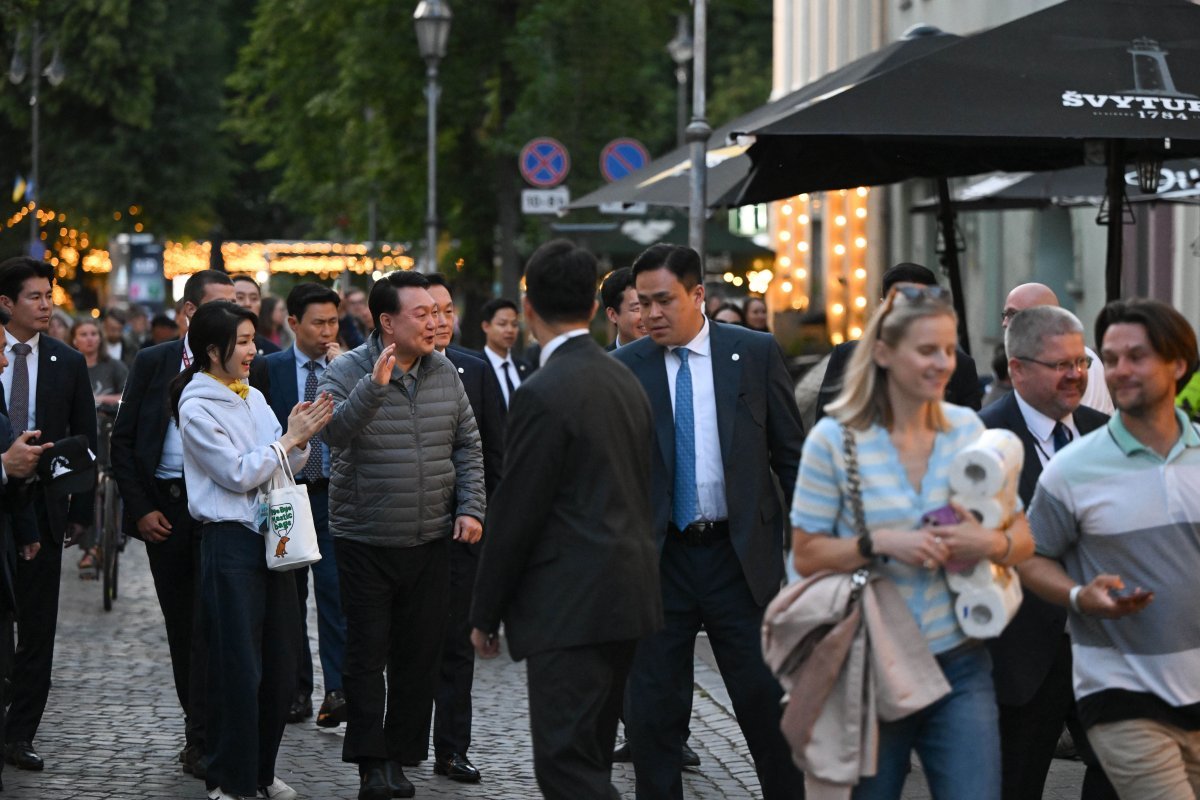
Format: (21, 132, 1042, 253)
(319, 270, 485, 800)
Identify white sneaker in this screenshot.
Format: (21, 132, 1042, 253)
(208, 790, 249, 800)
(258, 777, 298, 800)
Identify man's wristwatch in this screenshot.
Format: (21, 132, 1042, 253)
(857, 532, 874, 559)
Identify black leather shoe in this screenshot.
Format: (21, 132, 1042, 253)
(358, 763, 392, 800)
(3, 741, 43, 771)
(385, 761, 416, 798)
(612, 740, 632, 763)
(181, 743, 207, 780)
(434, 752, 481, 783)
(316, 690, 347, 728)
(682, 741, 701, 768)
(286, 695, 312, 724)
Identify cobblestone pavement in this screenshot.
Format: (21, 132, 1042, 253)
(6, 542, 1084, 799)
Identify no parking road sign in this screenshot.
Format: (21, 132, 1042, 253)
(520, 138, 571, 188)
(600, 138, 650, 183)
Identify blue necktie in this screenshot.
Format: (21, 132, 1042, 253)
(300, 361, 325, 482)
(1052, 421, 1072, 453)
(672, 348, 698, 530)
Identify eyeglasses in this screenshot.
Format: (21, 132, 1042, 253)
(1015, 355, 1093, 374)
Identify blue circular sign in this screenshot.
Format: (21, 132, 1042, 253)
(520, 138, 571, 188)
(600, 138, 651, 183)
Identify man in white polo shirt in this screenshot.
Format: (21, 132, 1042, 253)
(1021, 298, 1200, 800)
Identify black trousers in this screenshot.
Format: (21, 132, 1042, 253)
(200, 522, 298, 796)
(336, 537, 449, 764)
(426, 540, 479, 759)
(143, 478, 207, 747)
(7, 500, 60, 745)
(999, 635, 1118, 800)
(528, 640, 637, 800)
(625, 536, 803, 800)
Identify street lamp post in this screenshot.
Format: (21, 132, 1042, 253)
(666, 14, 693, 150)
(9, 19, 65, 256)
(686, 0, 711, 269)
(414, 0, 452, 274)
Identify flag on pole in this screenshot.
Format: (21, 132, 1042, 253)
(11, 175, 26, 203)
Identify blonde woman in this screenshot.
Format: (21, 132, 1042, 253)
(790, 285, 1033, 799)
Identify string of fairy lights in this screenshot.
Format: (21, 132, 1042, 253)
(1, 202, 415, 292)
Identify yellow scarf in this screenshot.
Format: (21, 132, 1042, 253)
(205, 372, 250, 400)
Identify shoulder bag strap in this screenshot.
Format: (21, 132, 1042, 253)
(841, 424, 871, 600)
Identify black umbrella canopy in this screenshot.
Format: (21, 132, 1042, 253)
(567, 25, 962, 211)
(739, 0, 1200, 203)
(911, 158, 1200, 211)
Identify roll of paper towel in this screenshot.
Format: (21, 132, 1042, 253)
(946, 560, 1008, 594)
(956, 495, 1012, 530)
(955, 573, 1023, 639)
(948, 429, 1024, 498)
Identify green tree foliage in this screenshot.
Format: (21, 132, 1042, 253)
(0, 0, 232, 248)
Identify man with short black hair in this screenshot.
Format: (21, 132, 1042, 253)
(320, 270, 485, 800)
(600, 267, 645, 351)
(477, 298, 529, 408)
(264, 282, 348, 729)
(231, 274, 281, 356)
(1021, 298, 1200, 800)
(147, 313, 179, 347)
(109, 268, 241, 778)
(614, 243, 805, 800)
(471, 240, 661, 800)
(0, 256, 97, 774)
(816, 262, 981, 419)
(102, 307, 139, 368)
(405, 272, 505, 783)
(339, 288, 371, 349)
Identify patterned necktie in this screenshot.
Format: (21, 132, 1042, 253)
(300, 361, 324, 483)
(9, 343, 32, 435)
(501, 361, 516, 407)
(672, 348, 698, 530)
(1051, 421, 1073, 453)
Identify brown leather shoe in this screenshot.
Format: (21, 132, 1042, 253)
(316, 690, 347, 728)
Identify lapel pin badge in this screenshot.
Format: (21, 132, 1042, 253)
(731, 353, 740, 361)
(458, 367, 464, 373)
(50, 355, 57, 362)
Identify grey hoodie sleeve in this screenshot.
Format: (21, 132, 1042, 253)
(179, 410, 284, 494)
(450, 384, 486, 522)
(320, 355, 389, 448)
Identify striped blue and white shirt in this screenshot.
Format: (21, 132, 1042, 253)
(791, 404, 988, 654)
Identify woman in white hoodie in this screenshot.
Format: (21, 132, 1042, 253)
(170, 301, 332, 800)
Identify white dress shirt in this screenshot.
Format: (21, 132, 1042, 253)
(484, 345, 522, 407)
(1014, 389, 1081, 467)
(1082, 345, 1114, 415)
(1, 330, 40, 432)
(155, 336, 193, 479)
(539, 329, 589, 367)
(666, 318, 728, 521)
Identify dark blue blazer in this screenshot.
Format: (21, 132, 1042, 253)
(264, 348, 326, 479)
(0, 334, 97, 541)
(0, 412, 35, 614)
(980, 390, 1109, 706)
(612, 321, 806, 606)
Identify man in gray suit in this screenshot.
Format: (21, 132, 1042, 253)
(471, 240, 662, 800)
(613, 244, 805, 800)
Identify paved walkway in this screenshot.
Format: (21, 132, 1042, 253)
(5, 542, 1085, 799)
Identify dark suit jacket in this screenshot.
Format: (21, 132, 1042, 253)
(816, 340, 982, 422)
(0, 335, 97, 541)
(468, 347, 532, 385)
(471, 335, 662, 660)
(443, 348, 506, 495)
(111, 340, 187, 539)
(255, 334, 281, 356)
(612, 321, 806, 606)
(980, 390, 1109, 706)
(0, 412, 35, 614)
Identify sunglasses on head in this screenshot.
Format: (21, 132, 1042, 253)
(890, 285, 952, 304)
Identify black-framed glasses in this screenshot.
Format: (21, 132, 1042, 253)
(1015, 355, 1093, 374)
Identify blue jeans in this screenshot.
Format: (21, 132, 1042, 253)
(852, 643, 1001, 800)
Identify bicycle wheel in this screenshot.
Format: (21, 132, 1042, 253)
(101, 477, 119, 611)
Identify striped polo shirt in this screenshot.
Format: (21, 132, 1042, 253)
(791, 404, 988, 655)
(1029, 409, 1200, 720)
